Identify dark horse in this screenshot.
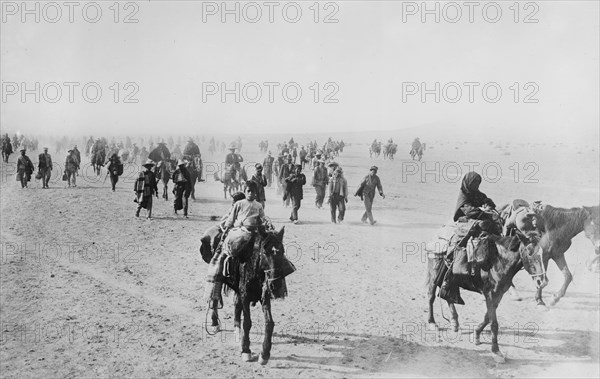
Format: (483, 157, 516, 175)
(531, 204, 600, 306)
(1, 137, 13, 163)
(91, 148, 106, 176)
(426, 231, 548, 360)
(155, 159, 176, 201)
(184, 155, 203, 200)
(204, 227, 294, 364)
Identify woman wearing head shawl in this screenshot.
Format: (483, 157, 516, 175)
(453, 172, 496, 222)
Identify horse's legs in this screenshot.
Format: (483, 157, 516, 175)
(234, 294, 243, 330)
(447, 302, 459, 332)
(550, 253, 572, 305)
(474, 299, 490, 346)
(426, 259, 438, 328)
(535, 255, 551, 306)
(260, 295, 275, 365)
(240, 298, 253, 360)
(488, 294, 503, 356)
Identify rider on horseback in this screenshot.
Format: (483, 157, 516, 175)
(225, 143, 243, 182)
(440, 172, 500, 304)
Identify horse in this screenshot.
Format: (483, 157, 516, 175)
(91, 148, 106, 176)
(410, 145, 424, 160)
(216, 165, 247, 199)
(529, 204, 600, 306)
(383, 143, 397, 160)
(155, 159, 176, 201)
(426, 231, 548, 360)
(369, 141, 381, 158)
(1, 138, 13, 163)
(204, 226, 294, 364)
(185, 155, 203, 200)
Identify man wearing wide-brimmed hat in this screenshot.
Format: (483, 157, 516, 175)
(355, 166, 385, 225)
(225, 142, 243, 182)
(251, 163, 268, 209)
(16, 148, 34, 189)
(172, 159, 192, 218)
(106, 153, 123, 192)
(285, 164, 306, 224)
(312, 159, 328, 208)
(37, 147, 53, 189)
(135, 160, 159, 219)
(279, 154, 294, 207)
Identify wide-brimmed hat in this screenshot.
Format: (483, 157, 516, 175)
(370, 165, 378, 171)
(67, 149, 73, 153)
(229, 142, 237, 150)
(142, 160, 155, 168)
(20, 148, 26, 152)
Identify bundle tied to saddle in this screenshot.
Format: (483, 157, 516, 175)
(428, 219, 498, 286)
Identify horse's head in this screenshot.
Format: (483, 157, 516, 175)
(260, 227, 295, 299)
(515, 230, 548, 289)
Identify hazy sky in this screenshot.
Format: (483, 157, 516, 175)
(1, 1, 598, 138)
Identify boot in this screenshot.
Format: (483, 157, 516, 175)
(439, 268, 465, 305)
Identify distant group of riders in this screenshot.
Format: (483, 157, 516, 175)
(369, 137, 425, 160)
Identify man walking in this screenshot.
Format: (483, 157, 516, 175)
(355, 166, 385, 225)
(38, 147, 53, 189)
(299, 146, 307, 169)
(251, 163, 268, 209)
(312, 159, 328, 208)
(279, 155, 294, 207)
(285, 164, 306, 224)
(106, 153, 123, 192)
(328, 167, 348, 223)
(135, 160, 158, 219)
(64, 149, 79, 188)
(172, 159, 192, 218)
(72, 145, 81, 175)
(263, 151, 275, 187)
(16, 148, 34, 189)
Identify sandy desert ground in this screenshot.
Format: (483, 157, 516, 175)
(1, 137, 598, 378)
